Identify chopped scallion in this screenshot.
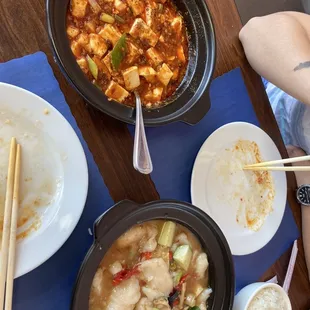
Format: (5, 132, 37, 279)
(92, 81, 101, 90)
(100, 12, 115, 23)
(114, 14, 125, 23)
(86, 55, 98, 79)
(158, 221, 176, 247)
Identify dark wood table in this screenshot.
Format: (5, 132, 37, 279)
(0, 0, 310, 308)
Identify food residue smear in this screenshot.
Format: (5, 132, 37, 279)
(247, 287, 289, 310)
(215, 140, 275, 231)
(0, 107, 63, 245)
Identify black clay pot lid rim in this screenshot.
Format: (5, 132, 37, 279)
(94, 199, 228, 241)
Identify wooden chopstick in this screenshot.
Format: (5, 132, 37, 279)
(244, 155, 310, 168)
(243, 166, 310, 172)
(0, 138, 17, 310)
(5, 144, 21, 310)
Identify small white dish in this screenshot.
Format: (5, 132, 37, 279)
(233, 282, 292, 310)
(0, 83, 88, 278)
(191, 122, 287, 255)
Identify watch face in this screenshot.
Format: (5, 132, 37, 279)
(297, 185, 310, 205)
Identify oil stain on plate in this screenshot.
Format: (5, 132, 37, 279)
(215, 140, 275, 231)
(0, 107, 63, 243)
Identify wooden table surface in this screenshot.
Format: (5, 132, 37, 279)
(0, 0, 310, 308)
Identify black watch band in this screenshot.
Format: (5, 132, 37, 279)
(296, 184, 310, 206)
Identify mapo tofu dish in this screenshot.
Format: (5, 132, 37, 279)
(89, 221, 212, 310)
(66, 0, 189, 108)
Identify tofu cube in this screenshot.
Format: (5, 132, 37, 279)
(145, 5, 155, 28)
(77, 33, 89, 46)
(76, 57, 89, 74)
(159, 34, 165, 43)
(145, 87, 163, 102)
(171, 16, 183, 36)
(126, 42, 140, 64)
(139, 66, 157, 83)
(127, 0, 144, 16)
(85, 20, 97, 33)
(88, 34, 108, 57)
(129, 18, 158, 47)
(146, 47, 163, 67)
(105, 81, 130, 102)
(99, 24, 122, 46)
(157, 63, 173, 86)
(103, 52, 113, 74)
(114, 0, 127, 11)
(71, 0, 88, 18)
(176, 45, 186, 63)
(71, 41, 82, 57)
(122, 66, 140, 90)
(67, 25, 80, 38)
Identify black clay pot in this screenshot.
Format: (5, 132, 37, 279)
(71, 200, 235, 310)
(46, 0, 216, 126)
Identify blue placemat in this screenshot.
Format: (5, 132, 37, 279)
(129, 68, 299, 292)
(0, 52, 114, 309)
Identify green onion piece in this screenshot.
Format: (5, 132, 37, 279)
(114, 14, 125, 23)
(158, 221, 176, 247)
(100, 12, 115, 23)
(173, 270, 183, 286)
(158, 3, 163, 12)
(88, 0, 102, 13)
(92, 81, 101, 90)
(188, 307, 200, 310)
(111, 34, 127, 71)
(86, 55, 98, 79)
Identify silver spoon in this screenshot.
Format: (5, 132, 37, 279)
(133, 91, 153, 174)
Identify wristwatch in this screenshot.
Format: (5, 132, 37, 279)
(296, 184, 310, 206)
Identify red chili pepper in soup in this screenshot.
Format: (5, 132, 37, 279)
(112, 265, 140, 286)
(175, 273, 189, 291)
(140, 252, 152, 260)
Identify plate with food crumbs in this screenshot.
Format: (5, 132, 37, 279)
(191, 122, 287, 255)
(0, 83, 88, 277)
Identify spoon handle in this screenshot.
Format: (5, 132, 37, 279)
(133, 93, 153, 174)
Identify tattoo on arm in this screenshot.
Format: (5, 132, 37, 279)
(294, 61, 310, 71)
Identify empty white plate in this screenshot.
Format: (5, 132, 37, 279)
(191, 122, 287, 255)
(0, 83, 88, 277)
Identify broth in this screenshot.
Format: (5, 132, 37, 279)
(89, 220, 211, 310)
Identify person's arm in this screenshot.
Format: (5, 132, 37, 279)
(239, 12, 310, 105)
(287, 146, 310, 281)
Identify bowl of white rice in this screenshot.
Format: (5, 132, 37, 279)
(233, 283, 292, 310)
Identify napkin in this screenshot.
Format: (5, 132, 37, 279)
(129, 68, 300, 292)
(0, 52, 114, 310)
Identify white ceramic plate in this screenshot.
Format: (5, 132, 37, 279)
(191, 122, 287, 255)
(0, 83, 88, 278)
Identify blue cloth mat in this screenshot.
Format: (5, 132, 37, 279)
(129, 68, 299, 293)
(0, 52, 114, 309)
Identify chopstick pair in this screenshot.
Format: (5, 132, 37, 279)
(0, 138, 22, 310)
(243, 155, 310, 172)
